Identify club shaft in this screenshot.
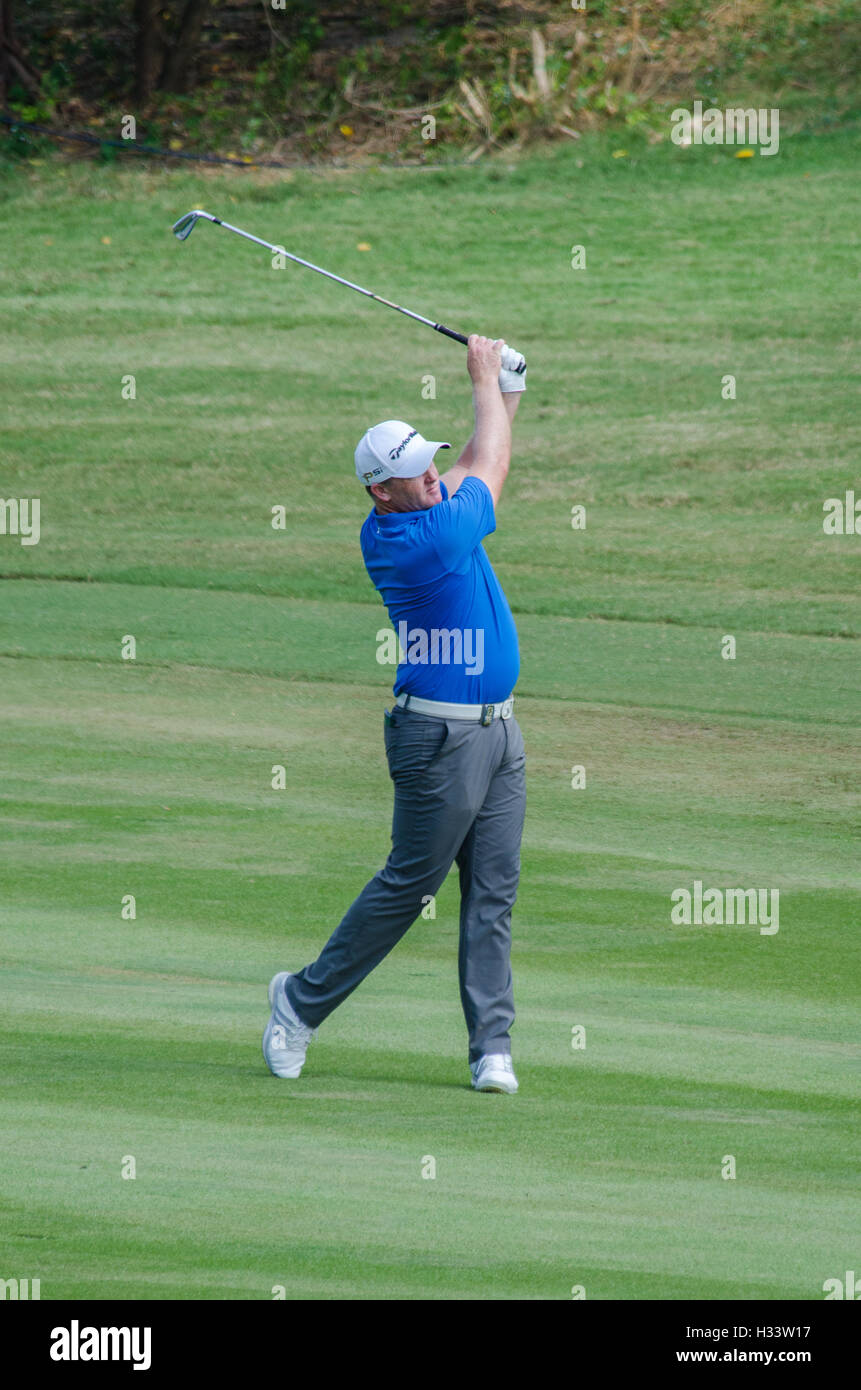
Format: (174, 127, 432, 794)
(201, 214, 468, 344)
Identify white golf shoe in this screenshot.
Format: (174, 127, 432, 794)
(470, 1053, 519, 1094)
(262, 971, 315, 1079)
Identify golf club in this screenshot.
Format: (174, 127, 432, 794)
(172, 211, 475, 350)
(172, 207, 500, 355)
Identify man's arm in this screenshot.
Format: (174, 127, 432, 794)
(439, 336, 524, 504)
(443, 392, 521, 494)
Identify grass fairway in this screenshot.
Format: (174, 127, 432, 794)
(0, 130, 859, 1300)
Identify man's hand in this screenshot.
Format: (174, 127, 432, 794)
(499, 342, 527, 393)
(500, 344, 526, 374)
(467, 334, 504, 386)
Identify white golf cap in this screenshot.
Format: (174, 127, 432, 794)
(355, 420, 450, 486)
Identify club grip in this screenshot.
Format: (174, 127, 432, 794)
(434, 323, 469, 346)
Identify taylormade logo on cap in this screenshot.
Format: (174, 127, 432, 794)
(355, 420, 450, 485)
(389, 429, 417, 460)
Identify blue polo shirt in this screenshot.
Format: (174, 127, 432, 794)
(360, 476, 519, 704)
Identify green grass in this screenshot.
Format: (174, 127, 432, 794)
(0, 130, 859, 1300)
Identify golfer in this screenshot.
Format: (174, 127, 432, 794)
(263, 335, 527, 1092)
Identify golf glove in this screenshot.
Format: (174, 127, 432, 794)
(499, 343, 527, 392)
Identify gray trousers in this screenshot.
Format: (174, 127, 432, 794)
(285, 704, 526, 1063)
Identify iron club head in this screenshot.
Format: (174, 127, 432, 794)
(172, 210, 214, 242)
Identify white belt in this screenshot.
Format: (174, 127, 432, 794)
(395, 693, 514, 725)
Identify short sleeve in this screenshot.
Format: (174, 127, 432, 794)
(426, 476, 496, 573)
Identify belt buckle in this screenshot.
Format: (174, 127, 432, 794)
(480, 703, 495, 726)
(500, 698, 513, 719)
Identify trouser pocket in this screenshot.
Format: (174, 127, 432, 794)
(384, 708, 449, 784)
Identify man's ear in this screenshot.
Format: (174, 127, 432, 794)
(370, 482, 392, 504)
